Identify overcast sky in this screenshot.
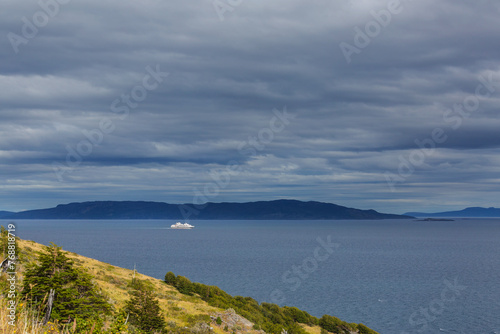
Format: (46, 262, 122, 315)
(1, 0, 499, 213)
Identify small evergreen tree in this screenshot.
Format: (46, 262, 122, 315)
(21, 243, 110, 322)
(125, 279, 166, 333)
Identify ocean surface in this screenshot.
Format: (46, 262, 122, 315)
(8, 219, 500, 334)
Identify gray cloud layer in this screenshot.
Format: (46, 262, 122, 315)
(1, 0, 499, 213)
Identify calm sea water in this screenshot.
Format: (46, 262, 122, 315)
(8, 219, 500, 334)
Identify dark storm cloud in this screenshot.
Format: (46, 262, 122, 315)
(1, 0, 499, 212)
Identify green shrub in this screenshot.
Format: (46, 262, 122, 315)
(357, 323, 379, 334)
(107, 312, 130, 333)
(175, 275, 194, 295)
(165, 271, 176, 285)
(318, 314, 357, 334)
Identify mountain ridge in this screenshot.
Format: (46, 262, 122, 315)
(0, 211, 14, 218)
(405, 206, 500, 218)
(1, 199, 413, 220)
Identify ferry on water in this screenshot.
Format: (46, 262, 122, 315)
(170, 222, 195, 229)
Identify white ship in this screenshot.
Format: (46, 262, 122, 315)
(170, 222, 194, 229)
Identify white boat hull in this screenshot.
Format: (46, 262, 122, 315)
(171, 222, 195, 229)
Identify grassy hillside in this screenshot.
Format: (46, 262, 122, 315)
(0, 235, 378, 334)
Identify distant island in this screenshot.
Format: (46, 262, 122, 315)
(0, 199, 413, 220)
(405, 207, 500, 218)
(415, 218, 455, 222)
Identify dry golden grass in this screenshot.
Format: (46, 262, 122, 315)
(300, 324, 323, 334)
(1, 238, 324, 334)
(0, 298, 59, 334)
